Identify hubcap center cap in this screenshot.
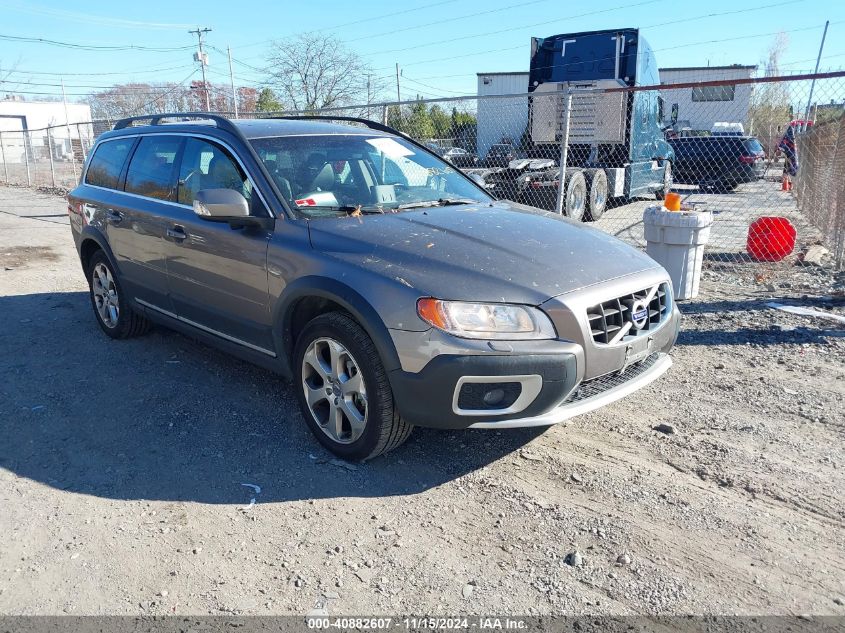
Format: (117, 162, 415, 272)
(331, 381, 342, 397)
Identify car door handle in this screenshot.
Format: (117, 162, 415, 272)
(166, 226, 187, 241)
(106, 209, 123, 223)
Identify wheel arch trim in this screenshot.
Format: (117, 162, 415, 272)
(272, 276, 402, 377)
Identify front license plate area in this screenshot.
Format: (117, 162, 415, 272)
(621, 336, 651, 372)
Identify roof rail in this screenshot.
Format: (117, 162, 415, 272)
(266, 115, 406, 139)
(112, 112, 239, 135)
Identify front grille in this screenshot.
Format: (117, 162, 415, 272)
(563, 353, 660, 404)
(586, 283, 670, 345)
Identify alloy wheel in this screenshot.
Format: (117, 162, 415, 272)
(301, 337, 368, 444)
(91, 262, 119, 328)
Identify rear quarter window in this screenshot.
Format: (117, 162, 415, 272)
(84, 138, 135, 189)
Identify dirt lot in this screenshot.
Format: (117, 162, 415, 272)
(0, 186, 844, 616)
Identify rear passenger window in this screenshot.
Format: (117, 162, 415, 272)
(85, 138, 134, 189)
(125, 136, 182, 201)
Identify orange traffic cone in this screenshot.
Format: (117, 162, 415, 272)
(781, 174, 792, 192)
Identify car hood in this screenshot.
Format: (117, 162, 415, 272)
(307, 201, 661, 305)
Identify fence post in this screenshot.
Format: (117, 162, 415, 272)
(47, 128, 56, 188)
(382, 105, 388, 126)
(23, 131, 32, 187)
(0, 131, 7, 184)
(554, 89, 573, 215)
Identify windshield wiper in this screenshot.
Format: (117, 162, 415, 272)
(395, 198, 479, 210)
(296, 204, 385, 215)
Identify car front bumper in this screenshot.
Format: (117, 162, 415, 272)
(387, 304, 680, 431)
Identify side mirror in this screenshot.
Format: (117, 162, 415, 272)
(193, 188, 249, 220)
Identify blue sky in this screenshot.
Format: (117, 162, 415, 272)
(0, 0, 842, 103)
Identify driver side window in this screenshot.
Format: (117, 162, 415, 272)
(178, 138, 255, 209)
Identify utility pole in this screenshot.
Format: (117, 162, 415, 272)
(60, 77, 78, 180)
(803, 20, 829, 130)
(227, 45, 238, 118)
(366, 74, 372, 120)
(395, 63, 401, 103)
(189, 27, 212, 111)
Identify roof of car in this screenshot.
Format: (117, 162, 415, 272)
(231, 118, 392, 139)
(103, 117, 393, 141)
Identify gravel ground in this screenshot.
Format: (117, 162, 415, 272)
(0, 186, 844, 616)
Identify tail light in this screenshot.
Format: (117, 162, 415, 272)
(739, 155, 757, 164)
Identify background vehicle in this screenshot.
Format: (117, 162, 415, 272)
(483, 143, 519, 167)
(442, 147, 479, 167)
(669, 135, 766, 191)
(484, 28, 673, 221)
(711, 122, 745, 136)
(67, 113, 679, 462)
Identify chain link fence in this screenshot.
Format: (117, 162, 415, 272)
(1, 72, 843, 290)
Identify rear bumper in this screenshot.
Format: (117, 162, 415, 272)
(468, 352, 672, 428)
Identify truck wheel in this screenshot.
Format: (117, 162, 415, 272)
(585, 169, 608, 221)
(294, 312, 413, 461)
(655, 162, 673, 200)
(564, 170, 587, 222)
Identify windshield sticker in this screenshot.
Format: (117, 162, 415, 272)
(366, 137, 414, 158)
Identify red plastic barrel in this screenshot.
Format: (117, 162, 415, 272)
(747, 217, 796, 262)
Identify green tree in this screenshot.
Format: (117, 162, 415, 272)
(255, 88, 283, 113)
(406, 97, 434, 139)
(428, 105, 451, 141)
(450, 108, 477, 152)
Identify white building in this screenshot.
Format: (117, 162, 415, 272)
(0, 99, 93, 164)
(476, 72, 529, 160)
(659, 65, 757, 133)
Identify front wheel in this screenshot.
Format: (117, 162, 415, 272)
(293, 312, 412, 461)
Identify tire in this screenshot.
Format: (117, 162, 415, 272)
(293, 312, 412, 461)
(87, 250, 151, 339)
(654, 161, 673, 200)
(585, 168, 608, 221)
(563, 170, 587, 222)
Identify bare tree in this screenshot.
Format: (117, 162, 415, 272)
(265, 33, 381, 112)
(747, 33, 793, 155)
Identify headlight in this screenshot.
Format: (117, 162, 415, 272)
(416, 298, 556, 340)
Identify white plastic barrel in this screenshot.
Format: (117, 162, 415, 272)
(643, 206, 713, 300)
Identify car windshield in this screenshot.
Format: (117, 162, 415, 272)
(250, 134, 492, 217)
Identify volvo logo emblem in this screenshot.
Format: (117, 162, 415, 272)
(630, 301, 649, 330)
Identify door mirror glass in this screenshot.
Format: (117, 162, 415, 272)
(193, 188, 250, 220)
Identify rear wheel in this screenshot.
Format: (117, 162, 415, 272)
(585, 168, 608, 221)
(564, 170, 587, 222)
(293, 312, 412, 461)
(87, 250, 151, 339)
(655, 161, 673, 200)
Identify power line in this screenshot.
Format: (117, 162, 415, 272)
(0, 32, 195, 52)
(226, 0, 461, 51)
(363, 0, 806, 69)
(344, 0, 555, 44)
(1, 1, 194, 30)
(0, 63, 196, 77)
(362, 0, 664, 59)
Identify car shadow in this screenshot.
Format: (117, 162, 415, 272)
(0, 291, 545, 505)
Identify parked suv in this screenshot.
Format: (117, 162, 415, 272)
(68, 113, 680, 460)
(669, 136, 766, 192)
